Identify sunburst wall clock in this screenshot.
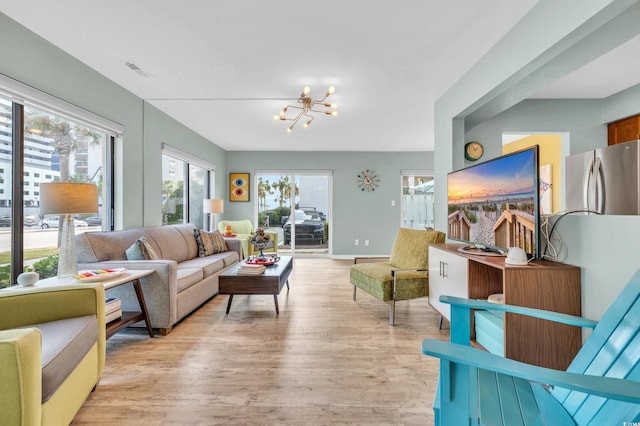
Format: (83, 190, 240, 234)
(357, 169, 380, 191)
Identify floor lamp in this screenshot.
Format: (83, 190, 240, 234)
(40, 182, 98, 278)
(203, 199, 224, 232)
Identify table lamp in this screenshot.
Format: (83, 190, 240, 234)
(40, 182, 98, 278)
(203, 199, 224, 231)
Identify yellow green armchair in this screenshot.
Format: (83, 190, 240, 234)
(217, 219, 278, 258)
(0, 283, 106, 425)
(350, 228, 446, 325)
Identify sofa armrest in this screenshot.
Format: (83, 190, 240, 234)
(0, 283, 105, 331)
(0, 328, 42, 425)
(224, 238, 243, 260)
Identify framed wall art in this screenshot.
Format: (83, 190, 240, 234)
(229, 172, 250, 202)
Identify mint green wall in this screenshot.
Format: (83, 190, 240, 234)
(142, 104, 227, 226)
(435, 0, 640, 323)
(225, 151, 434, 256)
(0, 12, 228, 229)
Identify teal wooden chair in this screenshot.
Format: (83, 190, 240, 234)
(422, 268, 640, 425)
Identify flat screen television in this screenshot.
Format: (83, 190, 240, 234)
(447, 146, 540, 258)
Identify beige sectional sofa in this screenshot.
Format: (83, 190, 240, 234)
(76, 224, 241, 335)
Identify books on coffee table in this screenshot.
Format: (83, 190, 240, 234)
(237, 263, 265, 275)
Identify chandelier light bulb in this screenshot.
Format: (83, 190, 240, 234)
(273, 115, 281, 121)
(331, 111, 339, 116)
(302, 86, 311, 96)
(304, 120, 312, 128)
(330, 103, 337, 109)
(327, 86, 335, 95)
(287, 125, 294, 133)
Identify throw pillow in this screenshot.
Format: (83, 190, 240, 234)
(193, 229, 206, 258)
(138, 236, 161, 260)
(199, 230, 228, 255)
(125, 240, 146, 260)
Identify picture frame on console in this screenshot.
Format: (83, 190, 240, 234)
(229, 172, 250, 202)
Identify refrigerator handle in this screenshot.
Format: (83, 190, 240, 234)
(584, 157, 594, 210)
(593, 157, 604, 213)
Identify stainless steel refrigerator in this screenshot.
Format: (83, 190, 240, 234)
(565, 140, 640, 215)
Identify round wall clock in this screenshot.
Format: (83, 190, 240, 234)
(464, 141, 484, 161)
(357, 169, 380, 191)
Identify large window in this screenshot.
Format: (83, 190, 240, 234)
(0, 91, 116, 287)
(162, 146, 215, 229)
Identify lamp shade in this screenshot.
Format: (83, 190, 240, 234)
(40, 182, 99, 215)
(203, 199, 224, 214)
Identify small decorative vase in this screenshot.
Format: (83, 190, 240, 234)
(17, 271, 39, 287)
(224, 225, 233, 235)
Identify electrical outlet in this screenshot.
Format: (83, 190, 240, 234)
(355, 239, 360, 246)
(365, 240, 369, 246)
(391, 200, 396, 206)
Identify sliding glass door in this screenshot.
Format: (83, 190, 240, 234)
(256, 171, 331, 256)
(401, 172, 434, 230)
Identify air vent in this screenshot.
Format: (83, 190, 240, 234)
(124, 62, 149, 78)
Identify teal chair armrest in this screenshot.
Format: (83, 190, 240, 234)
(440, 295, 598, 328)
(440, 295, 597, 346)
(422, 339, 640, 404)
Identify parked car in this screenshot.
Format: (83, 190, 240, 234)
(0, 215, 11, 227)
(40, 216, 88, 228)
(298, 207, 326, 221)
(283, 209, 324, 245)
(84, 216, 102, 226)
(0, 215, 38, 227)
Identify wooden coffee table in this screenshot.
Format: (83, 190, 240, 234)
(219, 256, 292, 314)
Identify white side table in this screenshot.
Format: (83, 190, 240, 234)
(12, 270, 155, 339)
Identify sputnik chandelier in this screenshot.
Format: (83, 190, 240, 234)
(273, 86, 338, 132)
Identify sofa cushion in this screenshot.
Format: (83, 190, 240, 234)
(176, 268, 204, 293)
(178, 257, 225, 278)
(18, 315, 99, 403)
(144, 225, 199, 262)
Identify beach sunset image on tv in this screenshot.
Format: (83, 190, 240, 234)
(447, 147, 538, 254)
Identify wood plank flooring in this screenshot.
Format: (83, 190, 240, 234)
(73, 258, 450, 425)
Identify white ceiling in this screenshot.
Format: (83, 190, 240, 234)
(2, 1, 639, 152)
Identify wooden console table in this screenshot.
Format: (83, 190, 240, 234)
(429, 243, 581, 370)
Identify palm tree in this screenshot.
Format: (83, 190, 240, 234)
(26, 114, 100, 184)
(26, 114, 100, 244)
(272, 176, 298, 208)
(257, 177, 273, 211)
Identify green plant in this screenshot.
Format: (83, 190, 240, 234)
(31, 254, 59, 279)
(0, 264, 10, 289)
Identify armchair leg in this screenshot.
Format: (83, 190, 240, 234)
(389, 300, 395, 326)
(353, 286, 357, 301)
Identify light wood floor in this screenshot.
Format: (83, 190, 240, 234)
(73, 258, 450, 425)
